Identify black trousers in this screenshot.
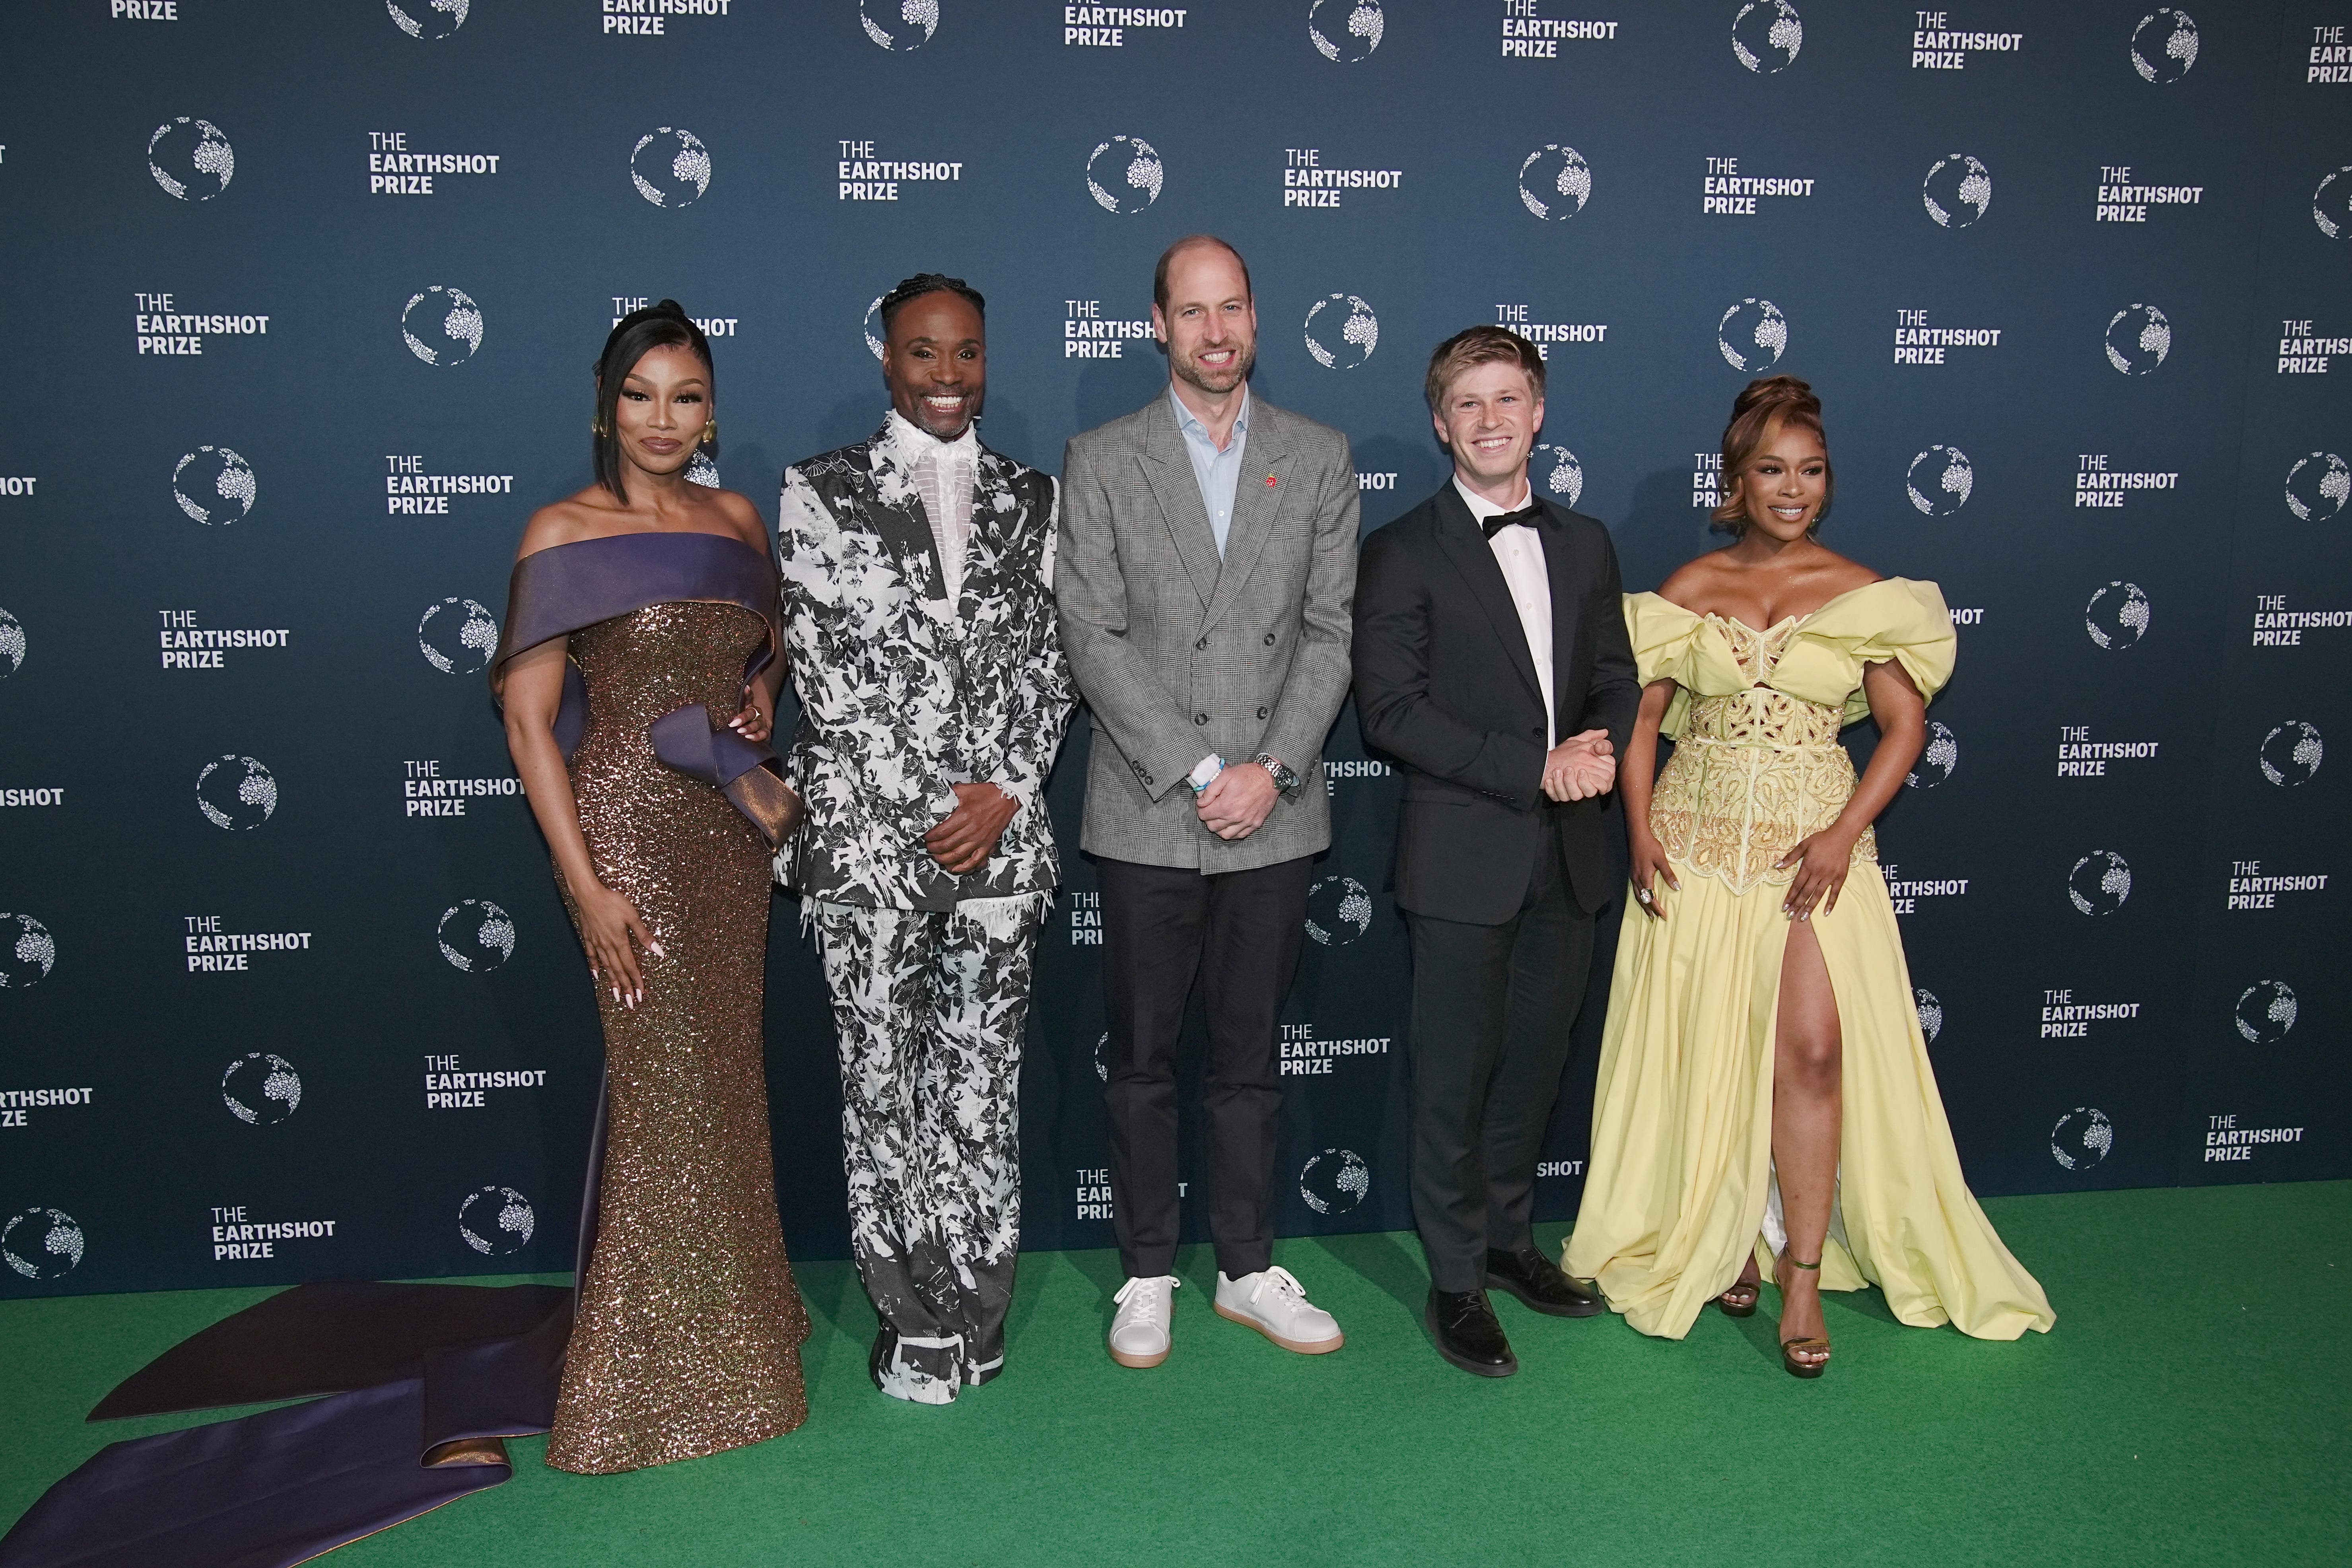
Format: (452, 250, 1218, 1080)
(1097, 853, 1314, 1280)
(1402, 832, 1596, 1292)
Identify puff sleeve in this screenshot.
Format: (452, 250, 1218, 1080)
(1770, 578, 1956, 727)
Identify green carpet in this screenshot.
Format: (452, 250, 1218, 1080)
(4, 1183, 2346, 1566)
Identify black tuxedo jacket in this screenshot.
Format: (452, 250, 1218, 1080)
(1352, 484, 1640, 924)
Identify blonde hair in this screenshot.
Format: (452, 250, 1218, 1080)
(1425, 325, 1545, 412)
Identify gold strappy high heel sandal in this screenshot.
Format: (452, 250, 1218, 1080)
(1776, 1253, 1829, 1378)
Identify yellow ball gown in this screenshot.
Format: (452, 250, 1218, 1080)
(1563, 579, 2054, 1341)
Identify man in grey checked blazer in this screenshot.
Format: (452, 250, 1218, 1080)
(1055, 236, 1360, 1368)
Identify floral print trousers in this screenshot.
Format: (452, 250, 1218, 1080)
(812, 894, 1048, 1403)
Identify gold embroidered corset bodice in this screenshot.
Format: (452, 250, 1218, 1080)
(1648, 616, 1871, 893)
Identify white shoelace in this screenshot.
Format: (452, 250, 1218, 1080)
(1113, 1275, 1177, 1327)
(1247, 1265, 1307, 1309)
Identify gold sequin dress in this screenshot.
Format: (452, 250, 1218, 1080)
(546, 600, 810, 1474)
(1564, 580, 2053, 1341)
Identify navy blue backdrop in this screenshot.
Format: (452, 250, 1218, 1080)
(1, 0, 2345, 1297)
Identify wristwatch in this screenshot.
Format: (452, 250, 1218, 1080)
(1252, 753, 1300, 799)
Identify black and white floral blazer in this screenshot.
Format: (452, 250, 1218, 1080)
(775, 419, 1073, 910)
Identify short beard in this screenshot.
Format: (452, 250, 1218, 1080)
(1172, 343, 1254, 396)
(906, 398, 979, 441)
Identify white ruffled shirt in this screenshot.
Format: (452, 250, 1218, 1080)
(888, 409, 979, 609)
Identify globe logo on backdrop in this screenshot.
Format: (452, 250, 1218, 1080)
(1086, 136, 1165, 214)
(1534, 445, 1584, 507)
(2049, 1108, 2115, 1172)
(196, 755, 280, 832)
(1304, 295, 1380, 369)
(221, 1053, 303, 1125)
(1905, 721, 1958, 788)
(1915, 989, 1944, 1045)
(861, 0, 939, 51)
(863, 295, 887, 361)
(2234, 981, 2299, 1045)
(1303, 875, 1374, 947)
(438, 900, 517, 974)
(171, 447, 258, 526)
(148, 117, 234, 201)
(1308, 0, 1384, 62)
(402, 286, 485, 367)
(2, 1208, 84, 1282)
(2084, 581, 2152, 650)
(1716, 298, 1787, 372)
(458, 1185, 535, 1255)
(1093, 1030, 1110, 1084)
(686, 451, 720, 488)
(0, 608, 23, 678)
(1, 913, 57, 989)
(630, 128, 712, 209)
(2284, 453, 2350, 522)
(2130, 8, 2198, 83)
(1905, 446, 1973, 517)
(1516, 146, 1592, 221)
(2067, 850, 2133, 916)
(1731, 0, 1802, 74)
(417, 598, 499, 676)
(2258, 721, 2323, 787)
(2103, 303, 2171, 375)
(2313, 168, 2352, 240)
(1921, 154, 1992, 228)
(386, 0, 468, 39)
(1298, 1148, 1370, 1216)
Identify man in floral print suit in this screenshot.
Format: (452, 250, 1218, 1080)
(775, 274, 1073, 1404)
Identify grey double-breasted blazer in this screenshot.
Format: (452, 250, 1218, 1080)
(1056, 391, 1359, 872)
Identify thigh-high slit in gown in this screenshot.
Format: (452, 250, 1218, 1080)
(1564, 579, 2054, 1343)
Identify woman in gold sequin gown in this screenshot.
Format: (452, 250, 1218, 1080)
(496, 303, 808, 1471)
(1564, 379, 2051, 1368)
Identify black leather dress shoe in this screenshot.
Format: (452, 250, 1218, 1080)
(1426, 1288, 1517, 1377)
(1485, 1246, 1605, 1317)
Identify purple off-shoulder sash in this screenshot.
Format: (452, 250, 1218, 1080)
(0, 1284, 573, 1568)
(489, 530, 801, 846)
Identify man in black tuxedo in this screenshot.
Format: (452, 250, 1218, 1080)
(1351, 326, 1639, 1376)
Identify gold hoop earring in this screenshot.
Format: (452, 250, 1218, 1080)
(592, 413, 609, 438)
(702, 419, 718, 446)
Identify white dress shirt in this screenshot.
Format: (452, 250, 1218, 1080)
(1454, 475, 1555, 748)
(889, 409, 980, 608)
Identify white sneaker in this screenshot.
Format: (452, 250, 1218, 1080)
(1214, 1266, 1343, 1354)
(1108, 1275, 1178, 1368)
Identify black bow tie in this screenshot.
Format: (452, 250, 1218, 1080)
(1481, 504, 1541, 539)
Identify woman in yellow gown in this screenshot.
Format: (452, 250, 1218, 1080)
(1563, 377, 2052, 1374)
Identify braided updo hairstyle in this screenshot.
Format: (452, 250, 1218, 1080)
(1711, 375, 1831, 537)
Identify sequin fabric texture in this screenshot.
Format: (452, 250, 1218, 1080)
(1647, 614, 1877, 894)
(546, 600, 809, 1475)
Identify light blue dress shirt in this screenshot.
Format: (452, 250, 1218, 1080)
(1170, 383, 1250, 557)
